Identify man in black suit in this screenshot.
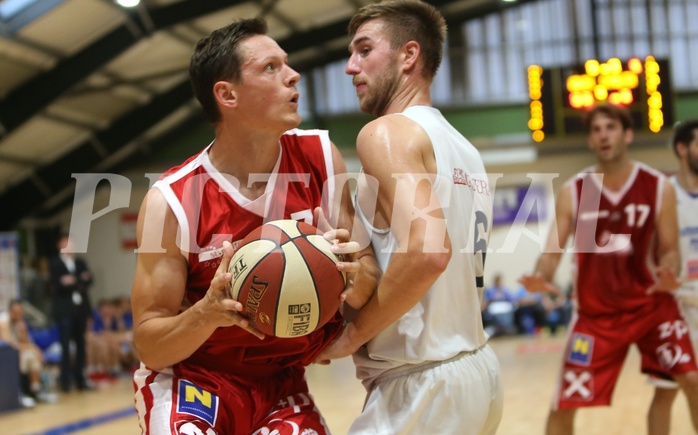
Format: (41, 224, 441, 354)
(49, 233, 93, 392)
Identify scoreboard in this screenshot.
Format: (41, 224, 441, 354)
(527, 56, 674, 142)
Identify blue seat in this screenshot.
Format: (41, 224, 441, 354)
(28, 326, 61, 365)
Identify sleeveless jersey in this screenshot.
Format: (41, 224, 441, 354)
(670, 176, 698, 298)
(153, 128, 342, 375)
(571, 162, 672, 316)
(353, 105, 493, 382)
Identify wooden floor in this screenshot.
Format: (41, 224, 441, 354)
(3, 332, 695, 434)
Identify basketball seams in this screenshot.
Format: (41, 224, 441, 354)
(228, 219, 344, 337)
(273, 250, 287, 336)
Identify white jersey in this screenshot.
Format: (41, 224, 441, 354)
(353, 105, 494, 385)
(670, 176, 698, 354)
(671, 176, 698, 303)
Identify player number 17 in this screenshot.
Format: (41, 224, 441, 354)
(624, 203, 650, 228)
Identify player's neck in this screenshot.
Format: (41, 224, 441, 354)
(678, 169, 698, 194)
(382, 83, 431, 115)
(211, 125, 280, 171)
(596, 158, 634, 191)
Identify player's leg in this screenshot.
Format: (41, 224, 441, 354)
(638, 299, 698, 433)
(254, 391, 331, 435)
(548, 314, 631, 435)
(647, 381, 678, 435)
(133, 365, 246, 434)
(546, 408, 576, 435)
(673, 371, 698, 431)
(349, 345, 502, 435)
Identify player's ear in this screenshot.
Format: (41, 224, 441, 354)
(401, 41, 420, 73)
(624, 128, 634, 145)
(214, 81, 237, 108)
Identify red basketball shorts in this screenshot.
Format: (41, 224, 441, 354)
(134, 363, 330, 434)
(552, 299, 696, 409)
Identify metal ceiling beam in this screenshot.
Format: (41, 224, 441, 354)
(0, 0, 245, 137)
(0, 0, 543, 229)
(0, 80, 194, 230)
(40, 110, 208, 218)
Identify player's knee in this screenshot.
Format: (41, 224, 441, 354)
(675, 371, 698, 393)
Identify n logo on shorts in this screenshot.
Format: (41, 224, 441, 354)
(176, 380, 219, 426)
(567, 333, 594, 366)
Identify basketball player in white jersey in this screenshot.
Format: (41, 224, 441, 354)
(648, 119, 698, 435)
(315, 2, 502, 433)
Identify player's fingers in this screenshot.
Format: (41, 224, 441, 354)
(232, 315, 265, 339)
(337, 260, 360, 273)
(314, 358, 331, 365)
(220, 298, 244, 312)
(545, 284, 562, 295)
(323, 228, 351, 243)
(215, 241, 235, 276)
(331, 240, 360, 255)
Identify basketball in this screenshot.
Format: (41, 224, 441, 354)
(228, 219, 346, 337)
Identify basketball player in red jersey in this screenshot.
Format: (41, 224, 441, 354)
(519, 104, 698, 434)
(129, 18, 379, 435)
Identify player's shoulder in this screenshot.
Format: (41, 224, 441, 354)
(635, 160, 665, 178)
(357, 114, 427, 155)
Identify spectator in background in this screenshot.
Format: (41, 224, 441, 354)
(511, 285, 545, 335)
(541, 291, 571, 336)
(86, 299, 122, 381)
(19, 256, 51, 323)
(49, 233, 93, 393)
(0, 299, 48, 406)
(482, 273, 516, 336)
(112, 296, 138, 370)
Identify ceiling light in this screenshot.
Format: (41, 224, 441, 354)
(115, 0, 139, 7)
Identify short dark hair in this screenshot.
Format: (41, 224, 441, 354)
(348, 0, 446, 80)
(189, 17, 268, 124)
(584, 104, 634, 131)
(672, 119, 698, 156)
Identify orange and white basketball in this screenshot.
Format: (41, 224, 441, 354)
(228, 219, 346, 337)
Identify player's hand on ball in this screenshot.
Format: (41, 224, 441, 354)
(202, 241, 265, 339)
(313, 207, 363, 298)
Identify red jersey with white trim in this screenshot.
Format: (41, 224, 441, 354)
(152, 128, 342, 375)
(571, 162, 673, 316)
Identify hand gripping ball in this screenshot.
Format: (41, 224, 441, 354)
(228, 219, 346, 337)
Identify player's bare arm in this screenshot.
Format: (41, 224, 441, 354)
(131, 188, 261, 371)
(327, 142, 381, 310)
(316, 115, 450, 362)
(519, 181, 573, 295)
(648, 178, 681, 294)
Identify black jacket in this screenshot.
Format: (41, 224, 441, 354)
(49, 255, 93, 320)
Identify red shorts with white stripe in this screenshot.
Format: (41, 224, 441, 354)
(552, 297, 697, 409)
(134, 362, 329, 434)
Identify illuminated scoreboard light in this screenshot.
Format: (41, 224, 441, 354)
(527, 57, 674, 142)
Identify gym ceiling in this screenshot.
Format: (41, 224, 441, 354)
(0, 0, 536, 230)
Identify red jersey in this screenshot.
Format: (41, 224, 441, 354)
(153, 128, 342, 375)
(571, 162, 672, 316)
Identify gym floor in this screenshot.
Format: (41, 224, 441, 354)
(2, 332, 694, 434)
